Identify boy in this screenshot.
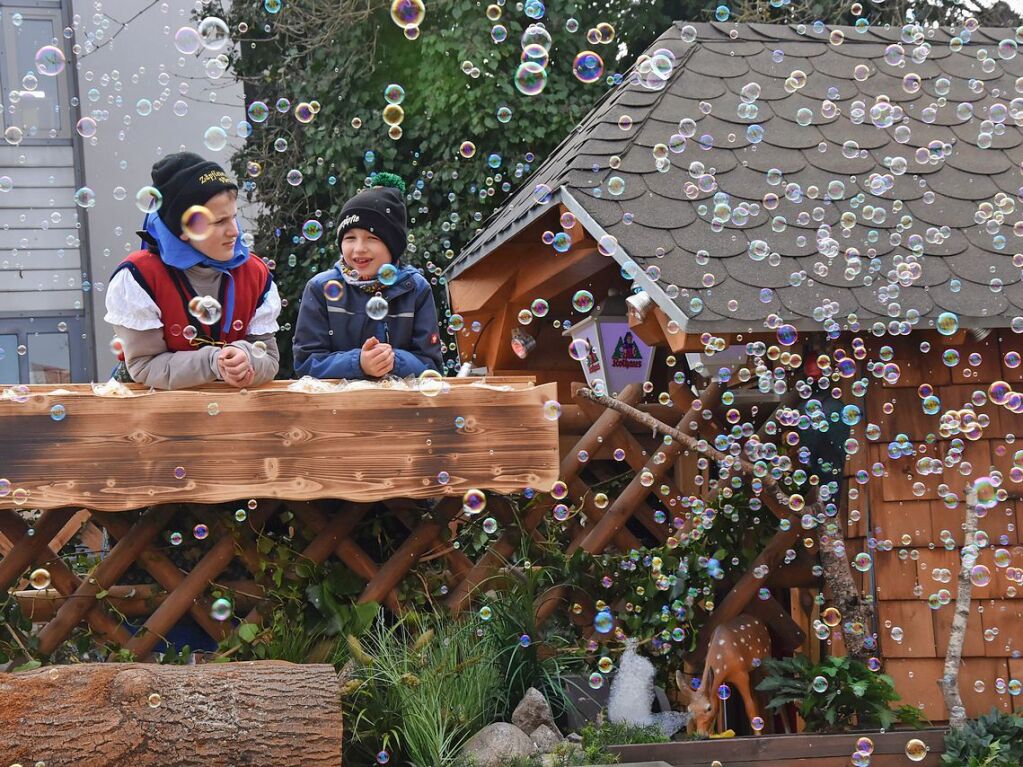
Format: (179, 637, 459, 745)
(104, 152, 281, 389)
(293, 173, 443, 380)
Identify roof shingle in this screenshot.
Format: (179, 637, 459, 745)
(449, 21, 1023, 331)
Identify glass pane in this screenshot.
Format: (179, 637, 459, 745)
(28, 332, 69, 384)
(0, 334, 19, 384)
(10, 16, 63, 136)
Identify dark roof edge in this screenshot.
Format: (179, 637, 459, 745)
(560, 188, 691, 334)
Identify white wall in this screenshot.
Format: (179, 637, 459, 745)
(71, 0, 247, 378)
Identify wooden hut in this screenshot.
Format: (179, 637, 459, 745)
(445, 21, 1023, 722)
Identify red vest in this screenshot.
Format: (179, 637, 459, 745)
(113, 250, 272, 353)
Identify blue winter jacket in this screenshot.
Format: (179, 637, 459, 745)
(293, 263, 444, 380)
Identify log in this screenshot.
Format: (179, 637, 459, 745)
(0, 661, 343, 766)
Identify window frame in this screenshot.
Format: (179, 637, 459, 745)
(0, 312, 92, 383)
(0, 2, 71, 141)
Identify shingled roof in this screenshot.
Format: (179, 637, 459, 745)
(448, 21, 1023, 333)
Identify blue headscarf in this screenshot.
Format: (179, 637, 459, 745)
(142, 211, 250, 335)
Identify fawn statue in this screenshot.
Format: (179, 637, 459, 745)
(675, 614, 772, 736)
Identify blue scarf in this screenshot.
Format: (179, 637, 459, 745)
(142, 212, 250, 335)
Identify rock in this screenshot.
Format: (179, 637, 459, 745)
(512, 687, 561, 737)
(565, 732, 583, 744)
(530, 724, 561, 753)
(459, 722, 535, 767)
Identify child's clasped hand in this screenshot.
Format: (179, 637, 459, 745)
(360, 336, 395, 378)
(217, 345, 255, 388)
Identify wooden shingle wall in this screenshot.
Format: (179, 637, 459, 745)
(852, 331, 1023, 721)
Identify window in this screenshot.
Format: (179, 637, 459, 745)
(0, 315, 90, 383)
(0, 333, 18, 383)
(1, 6, 70, 139)
(28, 330, 69, 383)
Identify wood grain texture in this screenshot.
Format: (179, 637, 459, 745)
(0, 379, 559, 511)
(0, 661, 342, 766)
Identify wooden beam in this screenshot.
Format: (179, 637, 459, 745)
(447, 266, 517, 314)
(511, 246, 602, 303)
(0, 380, 560, 511)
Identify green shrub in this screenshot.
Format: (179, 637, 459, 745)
(757, 655, 927, 733)
(342, 613, 506, 767)
(943, 709, 1023, 767)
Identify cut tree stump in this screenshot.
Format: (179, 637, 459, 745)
(0, 661, 343, 766)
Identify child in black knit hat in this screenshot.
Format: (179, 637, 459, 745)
(293, 173, 443, 380)
(104, 151, 281, 389)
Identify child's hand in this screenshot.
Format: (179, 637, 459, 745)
(217, 345, 253, 387)
(360, 337, 394, 377)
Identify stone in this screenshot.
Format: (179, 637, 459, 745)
(512, 687, 561, 737)
(459, 722, 535, 767)
(530, 724, 562, 753)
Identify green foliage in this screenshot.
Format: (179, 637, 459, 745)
(579, 719, 669, 749)
(757, 655, 927, 733)
(943, 709, 1023, 767)
(476, 561, 585, 722)
(342, 613, 506, 767)
(195, 0, 681, 373)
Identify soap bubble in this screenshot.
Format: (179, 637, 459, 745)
(193, 523, 209, 540)
(853, 552, 872, 572)
(463, 488, 486, 515)
(970, 565, 991, 587)
(34, 45, 66, 76)
(543, 400, 562, 420)
(136, 186, 162, 213)
(572, 290, 594, 312)
(936, 311, 959, 336)
(29, 568, 51, 589)
(384, 83, 405, 104)
(182, 206, 214, 240)
(76, 117, 97, 138)
(73, 186, 96, 208)
(302, 220, 323, 241)
(376, 751, 391, 764)
(904, 739, 928, 762)
(811, 675, 829, 693)
(573, 51, 604, 83)
(198, 17, 230, 50)
(390, 0, 426, 28)
(378, 263, 399, 285)
(323, 280, 344, 301)
(203, 126, 228, 152)
(247, 101, 269, 123)
(568, 339, 591, 361)
(588, 672, 605, 689)
(515, 62, 548, 95)
(594, 608, 614, 634)
(174, 26, 202, 54)
(366, 294, 389, 320)
(188, 295, 222, 326)
(717, 683, 731, 700)
(210, 598, 233, 621)
(50, 404, 66, 421)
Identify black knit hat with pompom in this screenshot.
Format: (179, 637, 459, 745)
(335, 173, 408, 262)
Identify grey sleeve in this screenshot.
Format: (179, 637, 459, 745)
(114, 325, 220, 390)
(230, 334, 280, 386)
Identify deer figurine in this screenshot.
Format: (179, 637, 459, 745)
(675, 614, 772, 736)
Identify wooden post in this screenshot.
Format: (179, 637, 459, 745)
(0, 661, 343, 766)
